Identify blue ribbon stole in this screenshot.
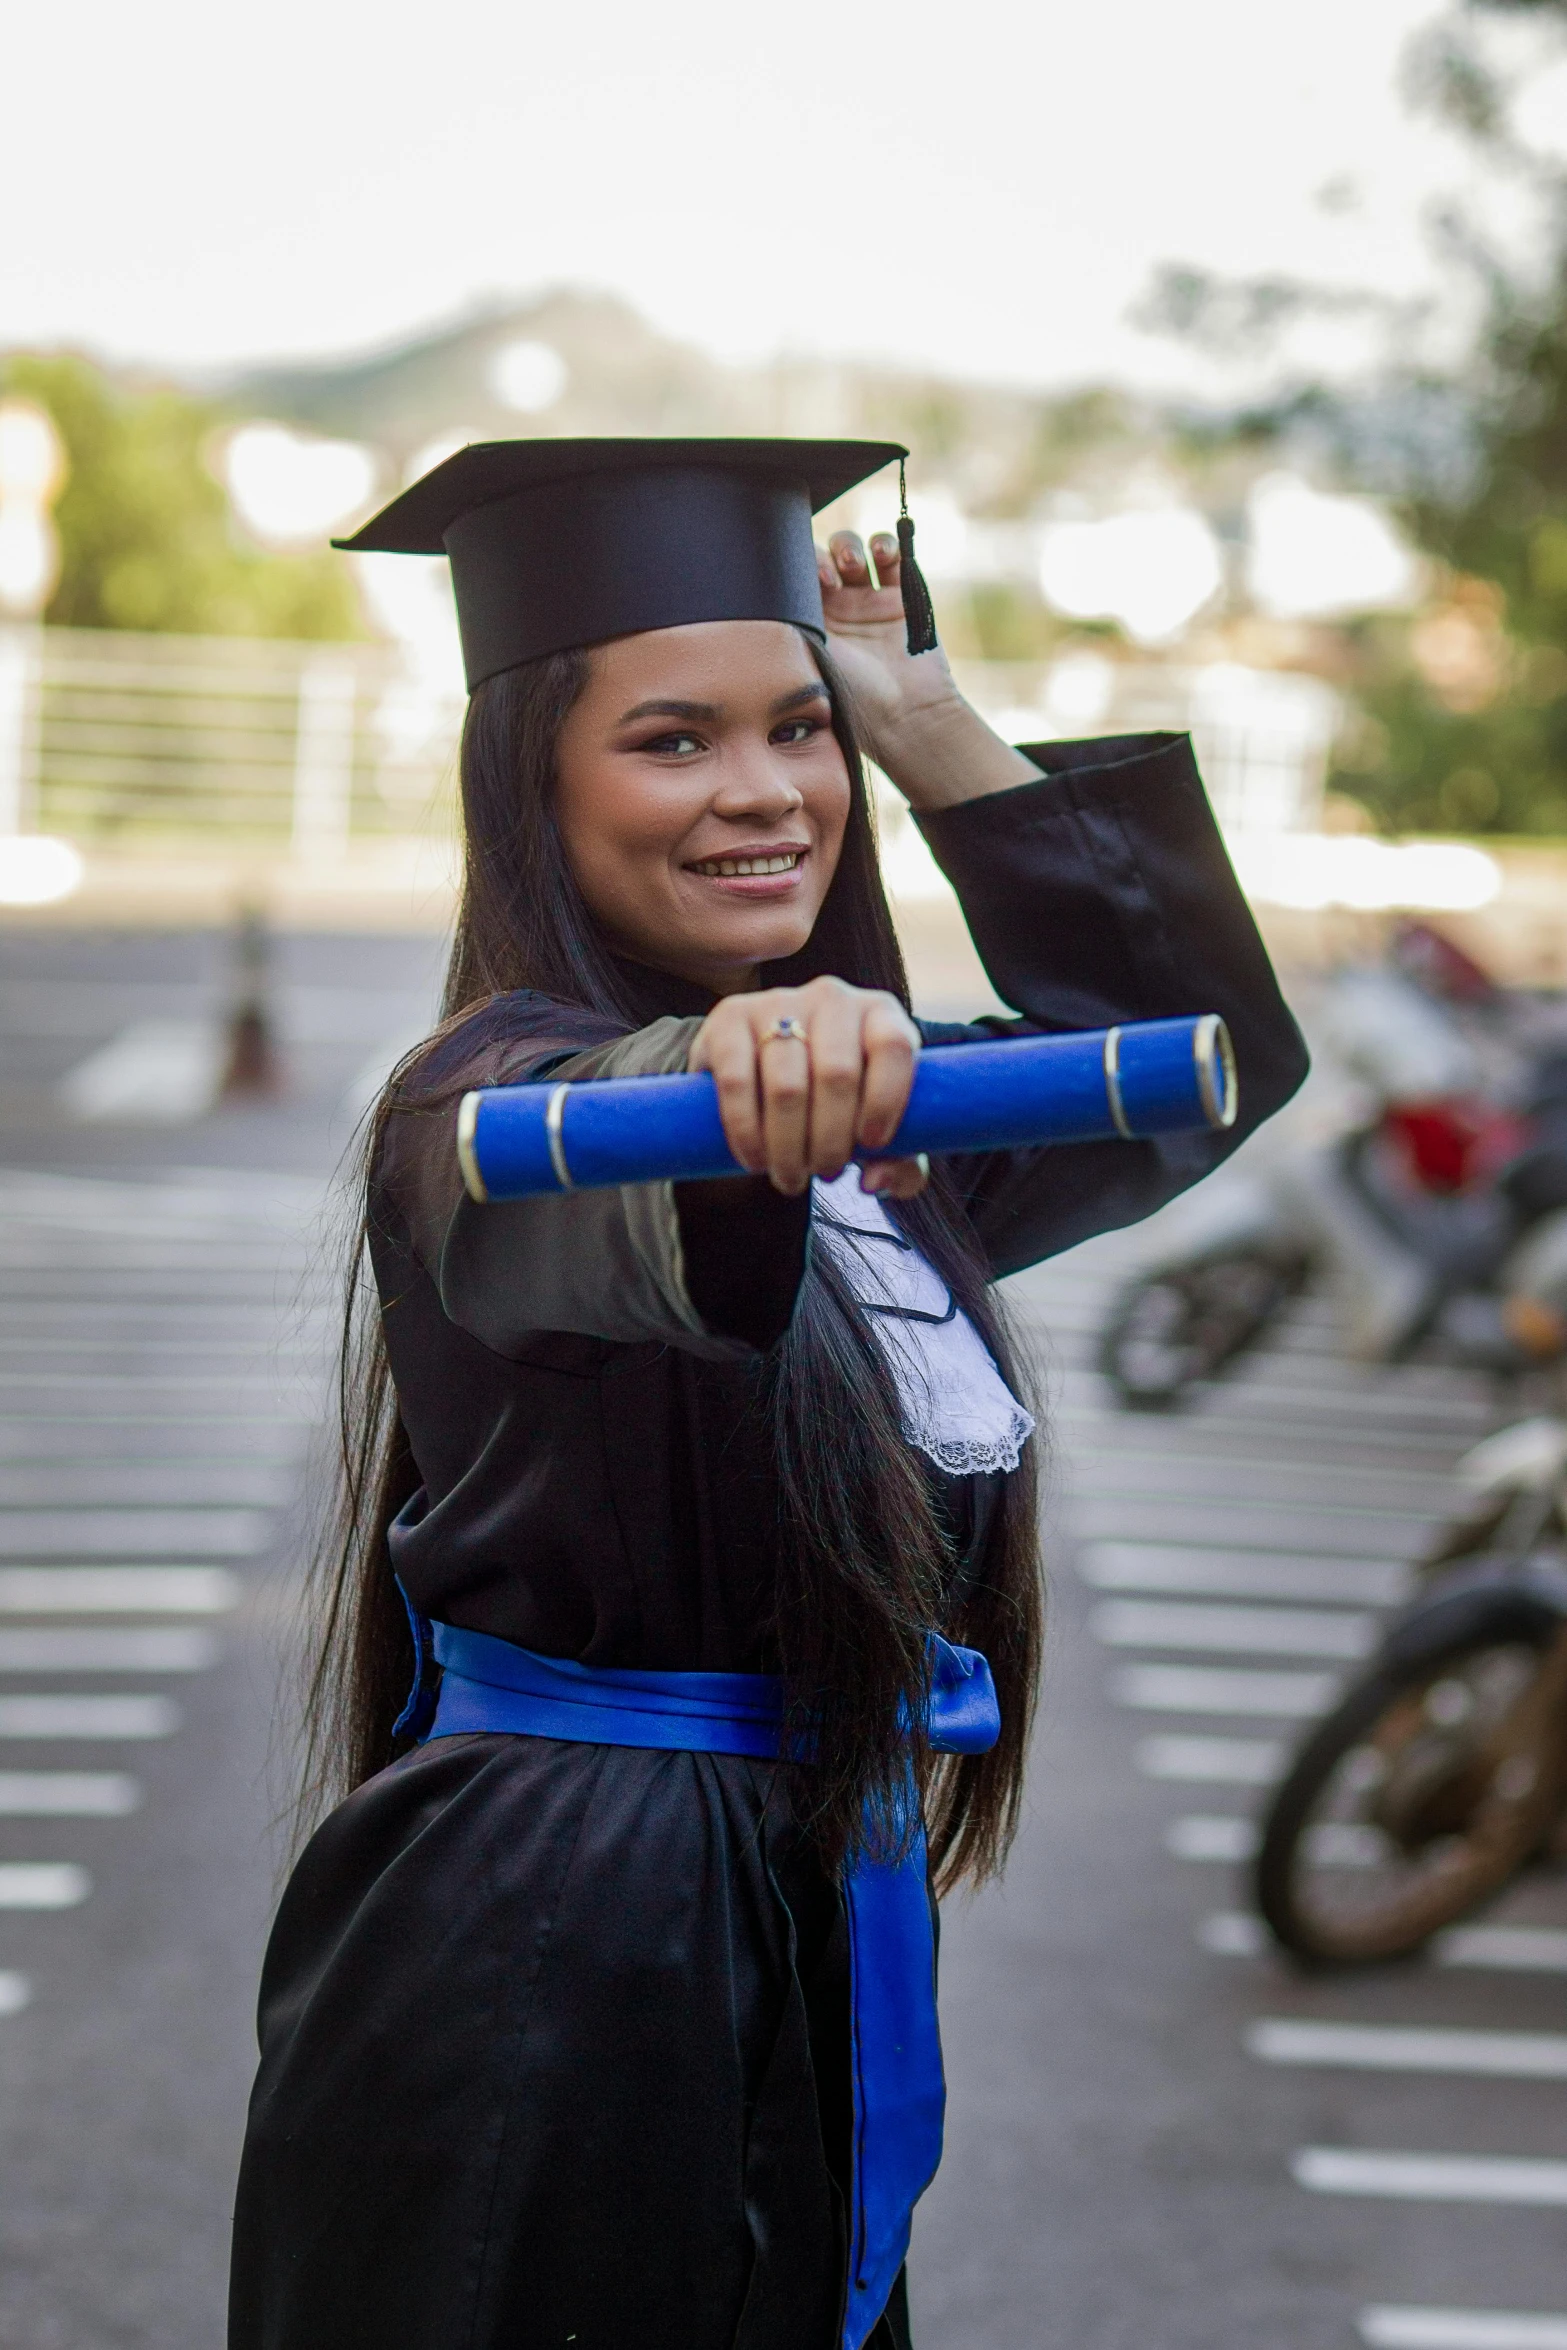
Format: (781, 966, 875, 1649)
(409, 1614, 1000, 2350)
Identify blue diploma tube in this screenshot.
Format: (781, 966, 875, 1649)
(456, 1013, 1237, 1202)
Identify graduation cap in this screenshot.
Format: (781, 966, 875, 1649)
(334, 437, 938, 691)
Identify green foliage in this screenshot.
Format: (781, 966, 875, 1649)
(0, 352, 364, 641)
(1331, 619, 1567, 834)
(1329, 3, 1567, 835)
(1336, 256, 1567, 836)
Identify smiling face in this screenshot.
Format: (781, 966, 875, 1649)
(552, 620, 853, 996)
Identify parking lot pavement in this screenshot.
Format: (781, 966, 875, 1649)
(912, 1235, 1567, 2350)
(0, 1165, 327, 2349)
(0, 923, 444, 1176)
(7, 931, 1565, 2350)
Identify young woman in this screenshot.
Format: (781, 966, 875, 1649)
(228, 438, 1306, 2350)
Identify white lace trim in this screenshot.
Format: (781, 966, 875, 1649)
(811, 1168, 1035, 1478)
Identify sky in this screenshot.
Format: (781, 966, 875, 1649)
(0, 0, 1546, 396)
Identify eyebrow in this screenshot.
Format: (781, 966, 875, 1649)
(615, 681, 831, 727)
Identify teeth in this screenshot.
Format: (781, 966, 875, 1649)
(693, 853, 802, 878)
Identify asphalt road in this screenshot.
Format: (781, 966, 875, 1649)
(917, 1245, 1567, 2350)
(0, 927, 1561, 2350)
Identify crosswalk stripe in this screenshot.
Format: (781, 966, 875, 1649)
(1252, 2020, 1567, 2078)
(0, 1696, 179, 1738)
(1111, 1663, 1342, 1716)
(1293, 2149, 1567, 2204)
(1068, 1461, 1454, 1509)
(1197, 1915, 1567, 1977)
(0, 1863, 90, 1909)
(0, 1467, 295, 1507)
(0, 1337, 318, 1358)
(1068, 1441, 1448, 1474)
(1062, 1369, 1490, 1424)
(1436, 1927, 1567, 1974)
(0, 1384, 312, 1416)
(1171, 1818, 1379, 1865)
(0, 1629, 219, 1671)
(1137, 1735, 1283, 1784)
(1360, 2306, 1567, 2348)
(1091, 1597, 1378, 1659)
(0, 1420, 306, 1447)
(0, 1511, 273, 1558)
(1078, 1542, 1411, 1605)
(1070, 1498, 1430, 1557)
(1167, 1816, 1258, 1862)
(0, 1568, 240, 1613)
(1053, 1403, 1470, 1459)
(1198, 1911, 1268, 1956)
(0, 1773, 140, 1816)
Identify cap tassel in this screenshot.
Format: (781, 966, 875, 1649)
(896, 460, 938, 656)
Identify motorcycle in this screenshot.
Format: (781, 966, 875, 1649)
(1099, 933, 1567, 1408)
(1255, 1412, 1567, 1966)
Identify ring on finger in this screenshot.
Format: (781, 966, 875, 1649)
(760, 1015, 808, 1048)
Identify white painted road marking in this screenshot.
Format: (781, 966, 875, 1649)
(1360, 2307, 1567, 2349)
(1253, 2020, 1567, 2079)
(0, 1511, 271, 1558)
(57, 1019, 225, 1123)
(1294, 2149, 1567, 2204)
(0, 1972, 30, 2015)
(1168, 1816, 1258, 1862)
(1170, 1818, 1381, 1865)
(0, 1864, 90, 1909)
(1071, 1496, 1429, 1556)
(1198, 1912, 1268, 1956)
(1197, 1915, 1567, 1976)
(0, 1773, 140, 1816)
(0, 1696, 180, 1738)
(0, 1628, 219, 1671)
(1092, 1597, 1377, 1659)
(0, 1568, 240, 1613)
(1436, 1927, 1567, 1974)
(1078, 1542, 1411, 1605)
(0, 1463, 296, 1508)
(1111, 1663, 1342, 1716)
(1137, 1735, 1284, 1784)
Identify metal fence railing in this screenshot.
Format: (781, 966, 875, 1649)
(0, 624, 466, 853)
(0, 624, 1337, 865)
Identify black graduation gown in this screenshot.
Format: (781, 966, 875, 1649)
(228, 736, 1308, 2350)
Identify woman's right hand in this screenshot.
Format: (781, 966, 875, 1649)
(688, 975, 928, 1199)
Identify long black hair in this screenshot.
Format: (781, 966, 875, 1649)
(301, 640, 1043, 1888)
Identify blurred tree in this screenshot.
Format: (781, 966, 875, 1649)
(1144, 0, 1567, 835)
(1333, 0, 1567, 832)
(0, 351, 364, 640)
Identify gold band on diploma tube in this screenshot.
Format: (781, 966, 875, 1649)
(544, 1083, 575, 1190)
(1195, 1014, 1239, 1130)
(1101, 1026, 1132, 1139)
(456, 1092, 488, 1202)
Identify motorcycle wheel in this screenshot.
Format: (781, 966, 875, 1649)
(1098, 1249, 1304, 1409)
(1256, 1613, 1567, 1966)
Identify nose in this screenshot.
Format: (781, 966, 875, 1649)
(708, 739, 805, 825)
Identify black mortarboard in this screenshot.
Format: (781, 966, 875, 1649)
(334, 437, 936, 690)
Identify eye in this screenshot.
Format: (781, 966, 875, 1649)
(639, 731, 705, 758)
(772, 716, 826, 746)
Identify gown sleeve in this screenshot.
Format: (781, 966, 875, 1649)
(912, 729, 1309, 1276)
(375, 996, 812, 1361)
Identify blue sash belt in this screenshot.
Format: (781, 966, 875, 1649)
(399, 1611, 999, 2350)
